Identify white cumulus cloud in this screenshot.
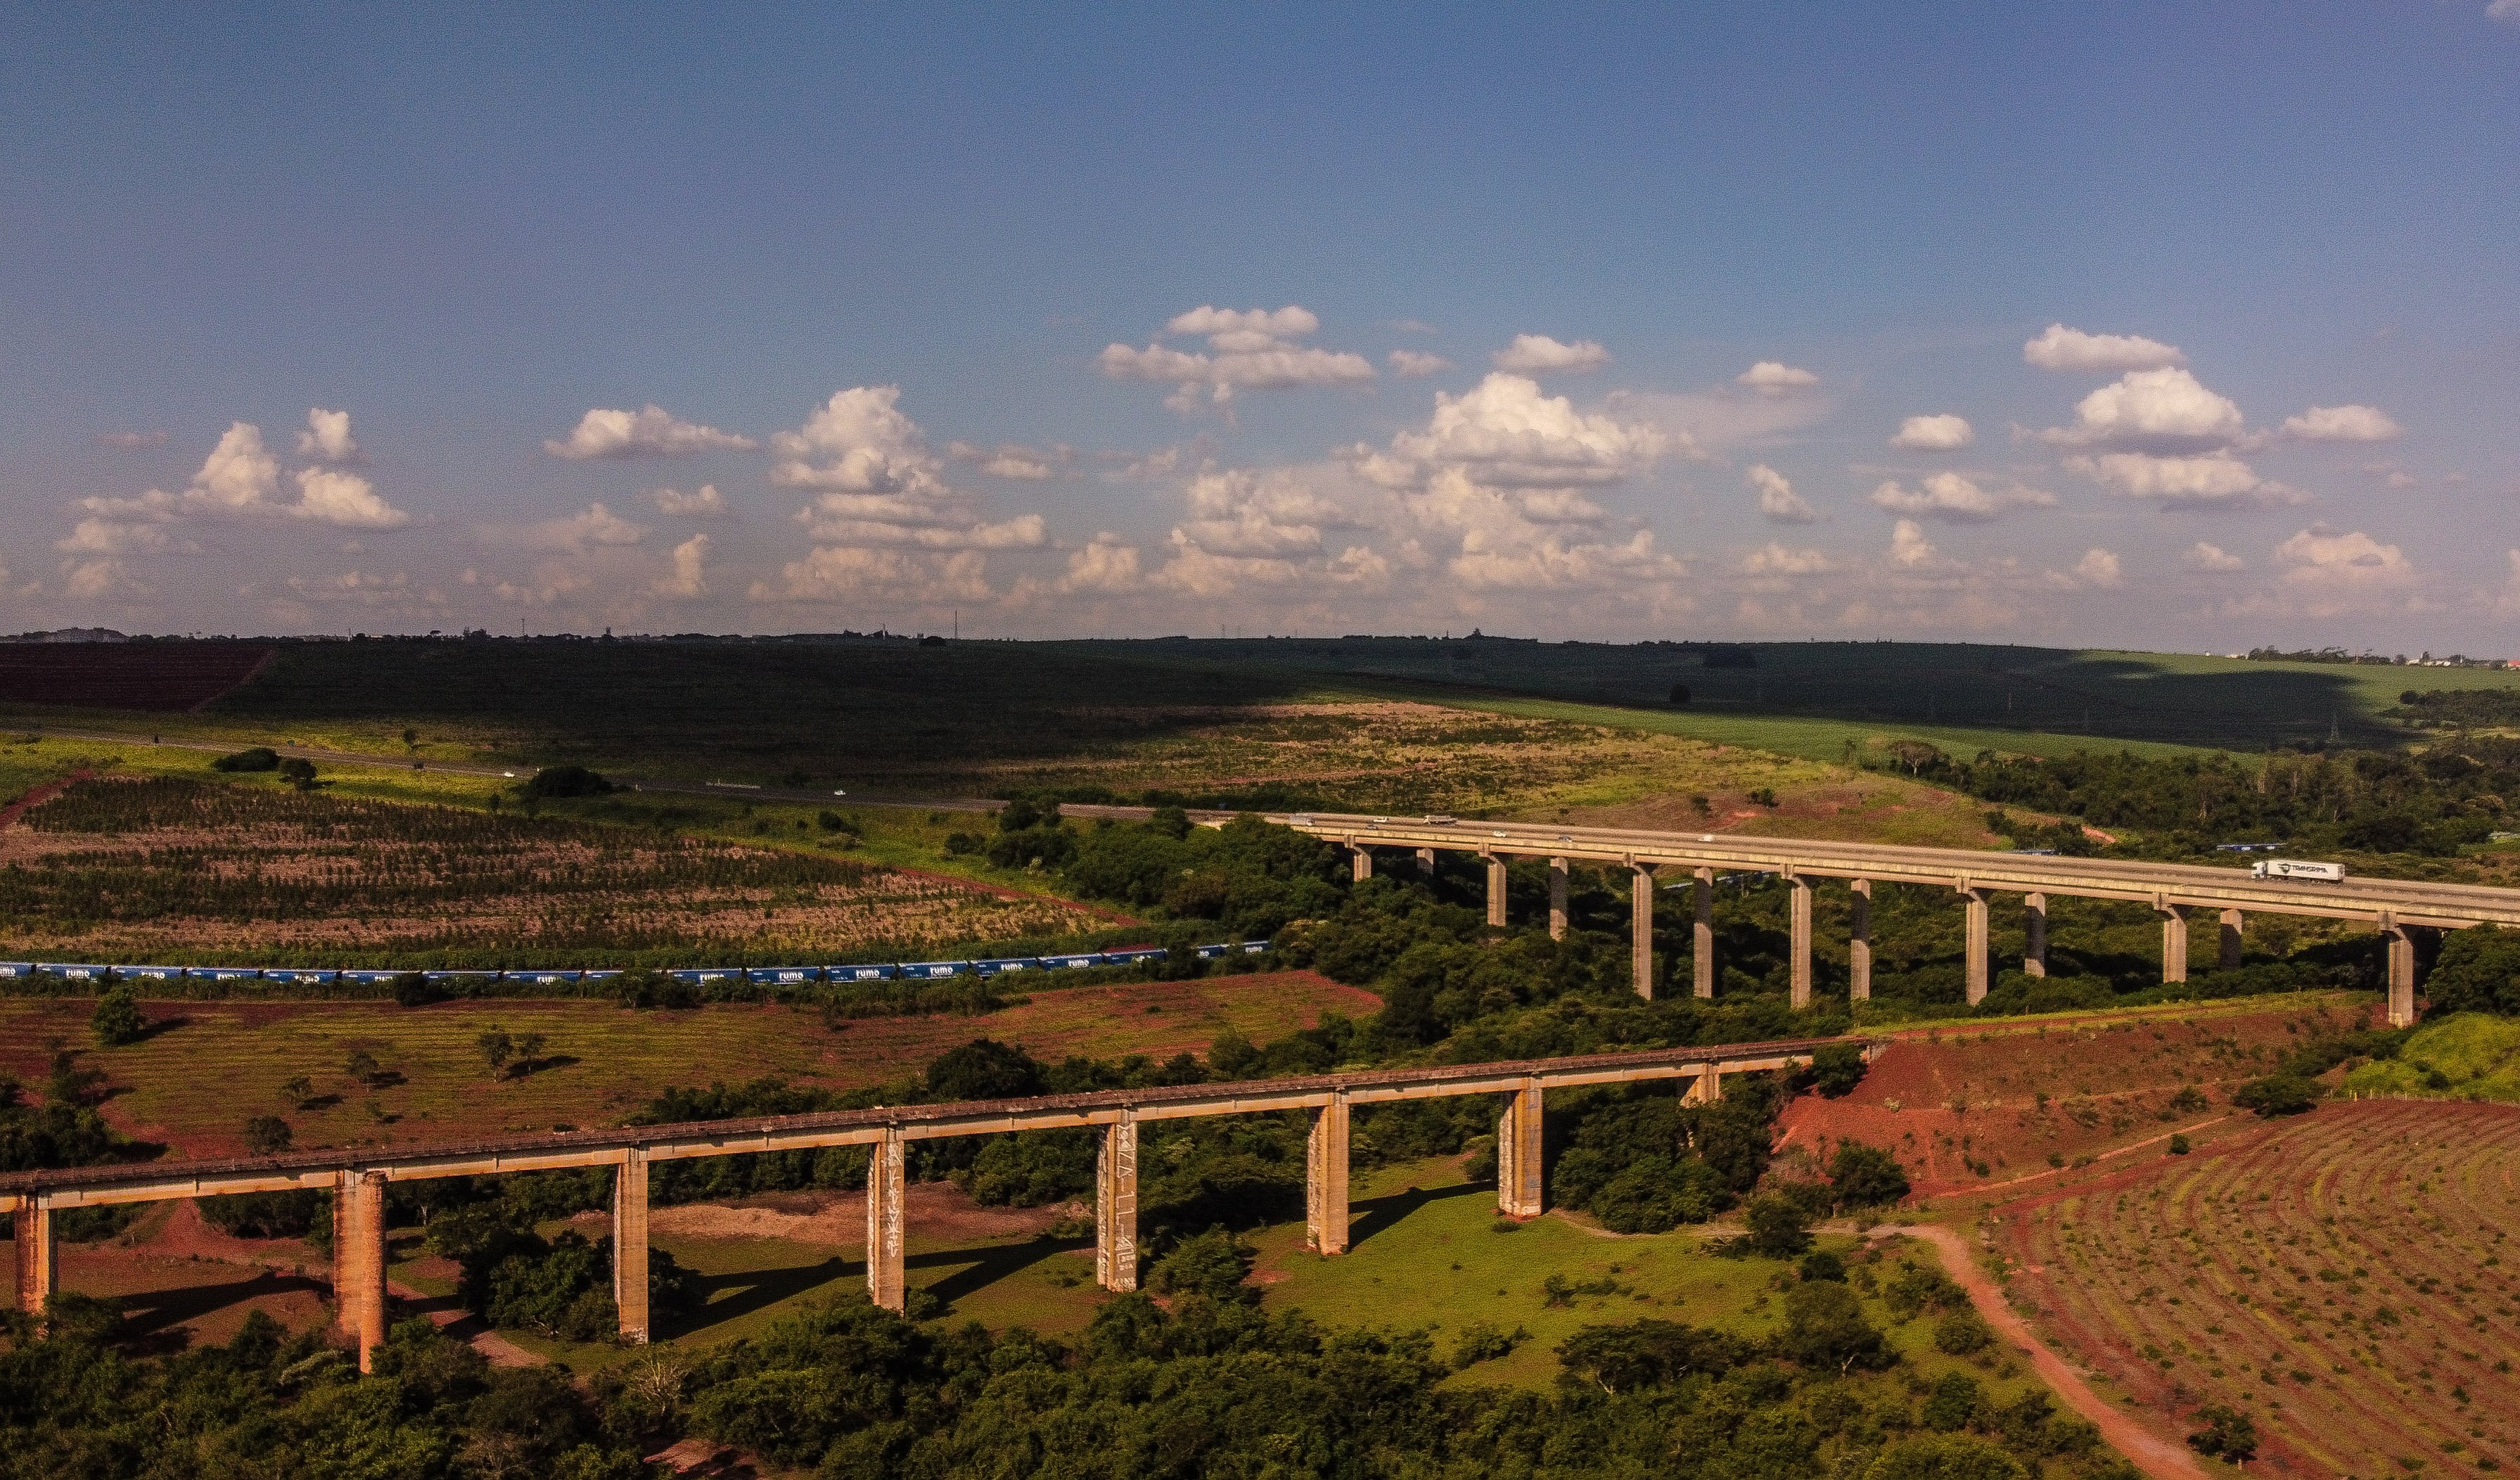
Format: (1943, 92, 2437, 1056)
(2281, 404, 2403, 442)
(545, 404, 756, 459)
(1887, 519, 1938, 568)
(1353, 373, 1664, 492)
(2064, 450, 2305, 509)
(2021, 323, 2187, 372)
(1737, 361, 1819, 395)
(1890, 414, 1974, 451)
(1746, 464, 1816, 524)
(649, 485, 729, 517)
(2271, 523, 2417, 613)
(1491, 334, 1609, 374)
(79, 421, 410, 530)
(2039, 367, 2244, 452)
(752, 547, 994, 606)
(2182, 541, 2245, 571)
(296, 408, 364, 464)
(2072, 548, 2123, 588)
(1867, 472, 2055, 523)
(1742, 542, 1834, 575)
(654, 532, 711, 599)
(512, 500, 650, 553)
(1100, 304, 1373, 409)
(1388, 350, 1451, 378)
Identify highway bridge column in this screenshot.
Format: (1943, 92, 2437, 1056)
(2384, 922, 2417, 1028)
(2023, 893, 2047, 978)
(1096, 1109, 1139, 1291)
(866, 1126, 907, 1312)
(1786, 874, 1813, 1009)
(2219, 909, 2244, 972)
(1350, 845, 1374, 883)
(12, 1202, 53, 1319)
(1630, 863, 1657, 999)
(1306, 1092, 1350, 1256)
(332, 1168, 388, 1373)
(1848, 880, 1872, 1001)
(1961, 888, 1991, 1006)
(1417, 846, 1436, 879)
(1548, 857, 1569, 940)
(1693, 867, 1717, 999)
(613, 1149, 650, 1344)
(2158, 905, 2189, 985)
(1485, 854, 1508, 928)
(1496, 1078, 1545, 1219)
(1682, 1064, 1722, 1105)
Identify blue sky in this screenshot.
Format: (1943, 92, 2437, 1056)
(6, 3, 2517, 648)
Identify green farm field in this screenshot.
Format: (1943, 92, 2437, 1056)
(0, 973, 1379, 1157)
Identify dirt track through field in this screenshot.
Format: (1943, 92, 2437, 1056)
(1897, 1224, 2208, 1479)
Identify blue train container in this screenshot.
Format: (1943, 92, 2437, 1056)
(1241, 940, 1269, 954)
(340, 969, 404, 989)
(186, 966, 263, 983)
(746, 966, 823, 985)
(898, 960, 971, 980)
(972, 957, 1039, 976)
(116, 965, 188, 984)
(1100, 947, 1166, 967)
(580, 969, 622, 984)
(0, 963, 34, 981)
(1192, 943, 1231, 960)
(504, 969, 582, 988)
(1039, 952, 1104, 970)
(423, 970, 499, 990)
(260, 968, 340, 987)
(825, 963, 900, 982)
(41, 964, 115, 985)
(668, 967, 748, 988)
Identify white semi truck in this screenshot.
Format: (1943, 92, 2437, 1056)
(2251, 858, 2347, 882)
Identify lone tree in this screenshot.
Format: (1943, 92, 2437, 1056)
(242, 1115, 293, 1156)
(344, 1049, 382, 1086)
(89, 986, 145, 1047)
(478, 1027, 515, 1078)
(279, 1075, 315, 1109)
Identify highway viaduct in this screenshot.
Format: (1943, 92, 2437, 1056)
(2, 1038, 1842, 1370)
(1275, 811, 2520, 1027)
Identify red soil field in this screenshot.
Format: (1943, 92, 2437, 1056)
(1997, 1099, 2520, 1479)
(0, 640, 272, 711)
(1775, 1002, 2379, 1196)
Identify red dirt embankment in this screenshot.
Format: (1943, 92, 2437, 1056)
(0, 767, 92, 829)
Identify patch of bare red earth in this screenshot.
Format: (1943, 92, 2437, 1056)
(1774, 1007, 2373, 1195)
(0, 641, 274, 711)
(1995, 1099, 2520, 1479)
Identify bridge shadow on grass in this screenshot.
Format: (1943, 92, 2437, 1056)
(911, 1235, 1089, 1309)
(1348, 1181, 1485, 1249)
(660, 1255, 853, 1341)
(116, 1268, 327, 1351)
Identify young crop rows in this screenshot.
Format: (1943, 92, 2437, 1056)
(2004, 1100, 2520, 1477)
(0, 777, 1094, 965)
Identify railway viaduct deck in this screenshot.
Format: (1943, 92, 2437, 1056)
(2, 1037, 1847, 1368)
(1279, 811, 2520, 1023)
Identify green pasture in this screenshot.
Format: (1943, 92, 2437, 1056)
(2346, 1012, 2520, 1102)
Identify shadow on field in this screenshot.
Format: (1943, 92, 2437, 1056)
(118, 1267, 327, 1348)
(665, 1255, 852, 1340)
(912, 1234, 1089, 1308)
(1348, 1180, 1485, 1249)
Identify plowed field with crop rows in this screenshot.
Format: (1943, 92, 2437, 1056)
(0, 776, 1097, 965)
(2002, 1100, 2520, 1478)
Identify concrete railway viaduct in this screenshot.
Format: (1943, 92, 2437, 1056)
(2, 1038, 1842, 1369)
(1276, 811, 2520, 1026)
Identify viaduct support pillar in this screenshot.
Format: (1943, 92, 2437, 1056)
(332, 1168, 388, 1372)
(1496, 1078, 1544, 1219)
(613, 1148, 649, 1344)
(1416, 846, 1436, 879)
(1693, 867, 1716, 1000)
(1485, 855, 1508, 929)
(2219, 909, 2245, 972)
(2385, 921, 2417, 1028)
(2023, 893, 2047, 978)
(1961, 888, 1990, 1006)
(1629, 864, 1656, 1000)
(866, 1126, 907, 1312)
(2159, 905, 2188, 985)
(1305, 1093, 1350, 1256)
(1848, 880, 1872, 1002)
(1786, 874, 1813, 1009)
(1350, 846, 1373, 883)
(12, 1204, 54, 1320)
(1547, 857, 1569, 941)
(1096, 1111, 1138, 1291)
(1682, 1064, 1722, 1106)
